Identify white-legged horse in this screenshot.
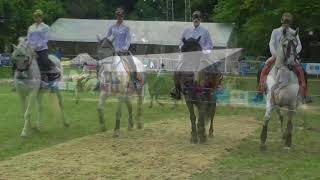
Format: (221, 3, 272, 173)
(12, 38, 69, 137)
(260, 28, 301, 150)
(96, 37, 145, 137)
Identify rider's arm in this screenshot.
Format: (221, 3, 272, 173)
(38, 25, 49, 49)
(204, 30, 214, 51)
(106, 25, 113, 39)
(124, 26, 131, 51)
(179, 29, 187, 51)
(269, 29, 277, 57)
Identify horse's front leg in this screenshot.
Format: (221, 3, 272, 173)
(275, 107, 284, 133)
(186, 100, 197, 144)
(114, 96, 125, 137)
(260, 93, 273, 150)
(21, 90, 38, 137)
(149, 93, 154, 108)
(75, 79, 81, 104)
(284, 107, 295, 150)
(208, 102, 217, 137)
(197, 101, 208, 144)
(56, 90, 69, 128)
(35, 91, 43, 131)
(124, 96, 133, 130)
(136, 89, 144, 129)
(97, 91, 108, 132)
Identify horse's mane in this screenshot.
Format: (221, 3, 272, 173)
(17, 37, 28, 47)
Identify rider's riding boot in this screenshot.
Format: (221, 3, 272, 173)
(305, 96, 312, 103)
(94, 81, 100, 91)
(252, 92, 263, 102)
(131, 71, 138, 88)
(170, 84, 181, 100)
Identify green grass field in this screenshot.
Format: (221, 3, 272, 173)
(0, 69, 319, 179)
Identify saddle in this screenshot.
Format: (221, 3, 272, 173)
(118, 54, 143, 85)
(259, 59, 305, 95)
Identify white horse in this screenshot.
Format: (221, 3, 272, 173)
(96, 37, 145, 137)
(12, 38, 69, 137)
(260, 28, 301, 150)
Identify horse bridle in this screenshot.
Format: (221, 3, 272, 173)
(13, 55, 32, 72)
(282, 38, 298, 64)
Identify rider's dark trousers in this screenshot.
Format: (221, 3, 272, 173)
(36, 49, 53, 72)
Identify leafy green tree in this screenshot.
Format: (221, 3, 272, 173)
(214, 0, 320, 56)
(0, 0, 65, 51)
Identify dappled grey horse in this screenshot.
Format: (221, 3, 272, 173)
(172, 37, 222, 144)
(12, 38, 69, 137)
(260, 28, 301, 150)
(96, 37, 145, 137)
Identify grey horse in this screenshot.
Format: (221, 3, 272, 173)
(11, 38, 69, 137)
(260, 28, 301, 150)
(96, 37, 145, 137)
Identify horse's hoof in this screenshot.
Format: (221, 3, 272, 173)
(113, 130, 120, 138)
(100, 126, 106, 132)
(190, 134, 199, 144)
(128, 125, 133, 131)
(20, 132, 28, 137)
(137, 123, 144, 129)
(209, 130, 214, 138)
(64, 122, 70, 128)
(190, 139, 198, 144)
(282, 133, 287, 140)
(199, 136, 207, 144)
(209, 133, 214, 138)
(32, 127, 41, 133)
(283, 146, 291, 151)
(260, 144, 267, 151)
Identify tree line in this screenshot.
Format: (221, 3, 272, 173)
(0, 0, 319, 57)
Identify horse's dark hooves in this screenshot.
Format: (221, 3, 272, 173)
(113, 130, 120, 138)
(128, 125, 134, 131)
(64, 122, 70, 128)
(100, 126, 106, 132)
(137, 123, 144, 129)
(32, 127, 41, 133)
(209, 133, 214, 138)
(283, 146, 291, 151)
(190, 138, 198, 144)
(199, 136, 207, 144)
(260, 144, 267, 151)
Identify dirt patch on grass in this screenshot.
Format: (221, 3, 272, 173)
(0, 116, 259, 180)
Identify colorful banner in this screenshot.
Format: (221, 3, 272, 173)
(0, 53, 12, 67)
(303, 63, 320, 75)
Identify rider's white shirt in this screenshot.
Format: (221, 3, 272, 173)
(269, 26, 302, 57)
(27, 22, 49, 51)
(179, 25, 214, 52)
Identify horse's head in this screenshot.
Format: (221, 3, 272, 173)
(97, 35, 115, 60)
(11, 42, 35, 73)
(280, 28, 299, 65)
(181, 37, 202, 53)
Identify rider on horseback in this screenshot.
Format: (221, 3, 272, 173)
(254, 13, 311, 103)
(106, 7, 138, 86)
(179, 11, 214, 68)
(172, 11, 214, 99)
(26, 9, 55, 83)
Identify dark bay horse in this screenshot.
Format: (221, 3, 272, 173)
(172, 37, 222, 144)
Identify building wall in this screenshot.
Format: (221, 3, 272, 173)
(49, 41, 180, 59)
